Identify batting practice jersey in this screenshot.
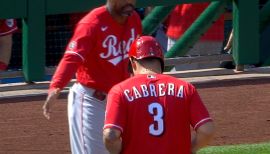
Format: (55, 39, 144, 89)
(104, 74, 212, 154)
(0, 19, 17, 36)
(50, 6, 142, 93)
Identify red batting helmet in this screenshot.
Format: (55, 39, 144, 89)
(128, 36, 164, 71)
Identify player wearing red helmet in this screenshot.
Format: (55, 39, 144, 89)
(103, 36, 215, 154)
(128, 36, 164, 72)
(42, 0, 142, 153)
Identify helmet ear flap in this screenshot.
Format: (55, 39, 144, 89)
(128, 60, 133, 75)
(127, 57, 135, 75)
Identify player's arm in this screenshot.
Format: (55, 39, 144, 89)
(224, 29, 233, 51)
(103, 128, 122, 154)
(191, 121, 215, 154)
(42, 54, 82, 119)
(48, 23, 93, 92)
(0, 34, 12, 70)
(43, 23, 93, 119)
(103, 86, 126, 154)
(189, 84, 215, 153)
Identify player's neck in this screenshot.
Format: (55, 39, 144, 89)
(136, 68, 160, 75)
(133, 60, 162, 75)
(106, 4, 128, 24)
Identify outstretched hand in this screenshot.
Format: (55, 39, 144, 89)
(42, 88, 61, 120)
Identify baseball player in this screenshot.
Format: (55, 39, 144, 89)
(42, 0, 142, 153)
(103, 36, 214, 154)
(0, 19, 17, 71)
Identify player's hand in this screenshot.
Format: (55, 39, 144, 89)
(223, 45, 231, 51)
(42, 88, 61, 120)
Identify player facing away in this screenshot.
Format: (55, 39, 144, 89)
(103, 36, 215, 154)
(42, 0, 142, 153)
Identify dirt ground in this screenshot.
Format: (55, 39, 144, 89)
(0, 78, 270, 154)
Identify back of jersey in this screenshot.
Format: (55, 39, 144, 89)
(105, 73, 211, 154)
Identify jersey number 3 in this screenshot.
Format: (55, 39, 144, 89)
(148, 102, 164, 136)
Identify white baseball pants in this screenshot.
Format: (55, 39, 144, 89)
(68, 83, 109, 154)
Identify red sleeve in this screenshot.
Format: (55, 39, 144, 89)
(189, 85, 212, 130)
(0, 19, 18, 36)
(49, 23, 95, 91)
(49, 54, 81, 91)
(104, 85, 127, 133)
(65, 23, 95, 58)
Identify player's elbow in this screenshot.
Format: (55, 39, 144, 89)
(197, 121, 215, 141)
(103, 128, 121, 144)
(192, 121, 215, 153)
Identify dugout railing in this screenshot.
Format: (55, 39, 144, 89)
(0, 0, 268, 82)
(0, 54, 233, 80)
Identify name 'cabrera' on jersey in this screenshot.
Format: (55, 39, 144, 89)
(123, 76, 184, 102)
(105, 74, 212, 154)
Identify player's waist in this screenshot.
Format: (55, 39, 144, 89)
(72, 82, 107, 101)
(76, 77, 112, 93)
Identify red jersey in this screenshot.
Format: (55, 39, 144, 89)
(0, 19, 17, 36)
(50, 6, 142, 92)
(104, 74, 212, 154)
(166, 3, 224, 41)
